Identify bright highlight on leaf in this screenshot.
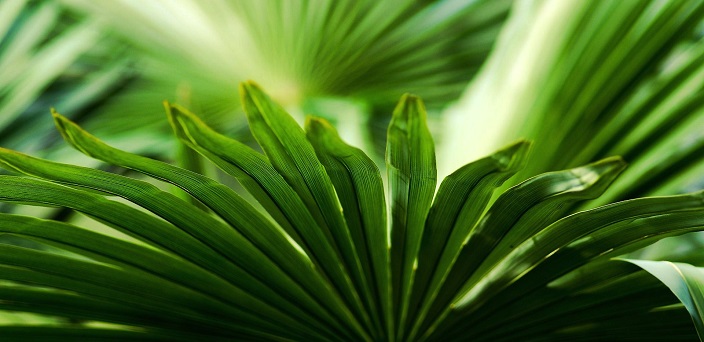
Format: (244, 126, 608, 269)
(0, 84, 702, 341)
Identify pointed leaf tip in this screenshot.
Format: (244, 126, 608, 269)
(491, 140, 532, 172)
(392, 94, 426, 123)
(304, 116, 325, 130)
(569, 156, 627, 190)
(585, 156, 627, 175)
(305, 117, 337, 139)
(51, 110, 74, 141)
(401, 93, 420, 101)
(50, 108, 61, 120)
(164, 103, 208, 146)
(239, 80, 265, 100)
(162, 100, 172, 116)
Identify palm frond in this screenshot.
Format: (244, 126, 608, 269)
(0, 84, 702, 340)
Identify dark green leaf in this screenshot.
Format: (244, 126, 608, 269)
(306, 116, 390, 337)
(385, 93, 436, 339)
(408, 140, 530, 338)
(241, 81, 373, 338)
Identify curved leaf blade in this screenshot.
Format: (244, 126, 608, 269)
(164, 103, 369, 337)
(452, 191, 704, 323)
(49, 113, 362, 338)
(419, 157, 626, 336)
(408, 140, 530, 339)
(623, 259, 704, 341)
(0, 213, 323, 337)
(306, 116, 390, 337)
(241, 81, 373, 338)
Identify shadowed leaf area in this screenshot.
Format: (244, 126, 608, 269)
(0, 83, 702, 341)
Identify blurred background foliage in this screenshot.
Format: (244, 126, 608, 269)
(439, 0, 704, 265)
(3, 0, 704, 321)
(53, 0, 510, 156)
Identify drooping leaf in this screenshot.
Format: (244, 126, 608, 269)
(448, 192, 704, 327)
(624, 259, 704, 341)
(50, 111, 365, 339)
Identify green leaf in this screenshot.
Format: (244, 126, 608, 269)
(166, 102, 308, 254)
(450, 260, 688, 341)
(473, 157, 627, 280)
(0, 213, 314, 336)
(440, 0, 704, 193)
(0, 326, 190, 342)
(451, 192, 704, 323)
(623, 259, 704, 341)
(0, 243, 285, 338)
(385, 93, 436, 338)
(432, 196, 704, 341)
(415, 156, 627, 338)
(0, 2, 101, 129)
(0, 286, 188, 334)
(0, 177, 325, 337)
(62, 0, 509, 111)
(241, 81, 373, 338)
(408, 140, 530, 338)
(306, 116, 390, 337)
(166, 102, 369, 339)
(49, 112, 362, 339)
(1, 69, 703, 341)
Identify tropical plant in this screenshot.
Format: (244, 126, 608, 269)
(0, 83, 702, 341)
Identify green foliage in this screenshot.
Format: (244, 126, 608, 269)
(442, 0, 704, 204)
(0, 0, 131, 156)
(57, 0, 510, 136)
(0, 84, 702, 340)
(623, 259, 704, 341)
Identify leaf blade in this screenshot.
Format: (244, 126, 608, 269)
(385, 94, 437, 338)
(241, 81, 373, 339)
(623, 259, 704, 341)
(306, 116, 390, 337)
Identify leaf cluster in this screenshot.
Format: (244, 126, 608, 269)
(0, 84, 702, 341)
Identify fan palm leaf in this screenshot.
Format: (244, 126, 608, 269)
(0, 84, 702, 340)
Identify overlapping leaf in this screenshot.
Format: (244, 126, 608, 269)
(0, 85, 702, 341)
(441, 0, 704, 202)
